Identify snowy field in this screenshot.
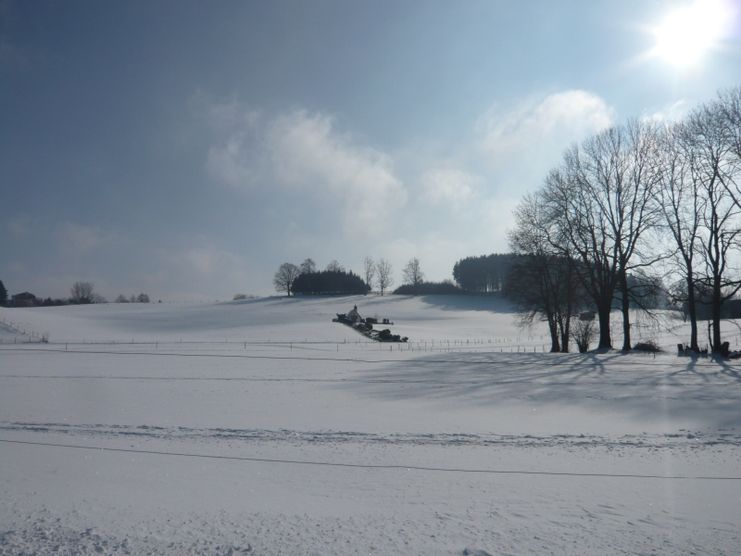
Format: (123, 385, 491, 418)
(1, 295, 740, 554)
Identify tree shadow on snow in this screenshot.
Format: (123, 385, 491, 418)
(341, 351, 741, 430)
(414, 294, 518, 314)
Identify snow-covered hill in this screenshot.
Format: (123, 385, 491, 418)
(1, 296, 740, 554)
(0, 293, 703, 348)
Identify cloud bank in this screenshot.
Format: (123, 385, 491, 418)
(201, 90, 616, 288)
(208, 106, 406, 238)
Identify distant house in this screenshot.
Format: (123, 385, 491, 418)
(11, 292, 38, 307)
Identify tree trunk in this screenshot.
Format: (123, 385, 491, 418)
(712, 278, 722, 354)
(549, 318, 561, 353)
(685, 273, 699, 351)
(597, 301, 612, 350)
(620, 270, 631, 351)
(559, 314, 571, 353)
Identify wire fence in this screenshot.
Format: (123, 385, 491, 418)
(5, 311, 741, 353)
(0, 317, 48, 344)
(1, 438, 738, 480)
(0, 336, 559, 354)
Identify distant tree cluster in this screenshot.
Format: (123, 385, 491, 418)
(358, 257, 394, 295)
(452, 254, 523, 292)
(274, 258, 389, 296)
(114, 293, 151, 303)
(70, 281, 95, 304)
(393, 281, 462, 295)
(273, 258, 369, 296)
(292, 270, 370, 295)
(0, 279, 159, 308)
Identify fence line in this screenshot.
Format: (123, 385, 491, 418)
(1, 438, 738, 480)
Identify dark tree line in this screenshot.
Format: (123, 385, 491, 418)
(452, 253, 524, 292)
(292, 270, 370, 295)
(393, 281, 462, 295)
(273, 259, 371, 296)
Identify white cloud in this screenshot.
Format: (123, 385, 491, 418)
(206, 131, 260, 188)
(268, 110, 407, 233)
(476, 90, 615, 193)
(206, 105, 407, 238)
(182, 246, 242, 276)
(202, 91, 615, 292)
(420, 167, 481, 208)
(641, 99, 689, 122)
(55, 222, 110, 253)
(478, 90, 614, 153)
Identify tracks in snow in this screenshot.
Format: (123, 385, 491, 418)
(1, 421, 739, 451)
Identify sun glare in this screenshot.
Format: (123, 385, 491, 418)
(651, 0, 733, 68)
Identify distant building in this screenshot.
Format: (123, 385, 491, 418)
(11, 292, 38, 307)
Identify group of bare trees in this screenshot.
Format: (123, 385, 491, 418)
(509, 87, 741, 354)
(70, 281, 150, 304)
(114, 293, 151, 303)
(69, 281, 110, 304)
(362, 257, 394, 295)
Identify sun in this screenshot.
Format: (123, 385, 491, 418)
(650, 0, 733, 68)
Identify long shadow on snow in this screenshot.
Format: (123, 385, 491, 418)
(341, 351, 741, 430)
(412, 294, 518, 314)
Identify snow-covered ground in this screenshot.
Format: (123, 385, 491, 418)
(1, 295, 740, 554)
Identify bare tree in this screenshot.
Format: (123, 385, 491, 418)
(115, 294, 129, 303)
(545, 121, 661, 350)
(70, 281, 95, 304)
(363, 256, 376, 291)
(544, 158, 619, 350)
(325, 260, 344, 272)
(402, 257, 424, 287)
(717, 86, 741, 170)
(657, 122, 704, 351)
(571, 317, 596, 353)
(614, 120, 663, 350)
(300, 258, 317, 274)
(686, 103, 741, 353)
(273, 263, 300, 297)
(509, 192, 581, 352)
(376, 258, 393, 296)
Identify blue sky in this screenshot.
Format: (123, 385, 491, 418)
(1, 0, 740, 300)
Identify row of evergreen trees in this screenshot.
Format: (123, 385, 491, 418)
(292, 270, 369, 295)
(452, 254, 524, 293)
